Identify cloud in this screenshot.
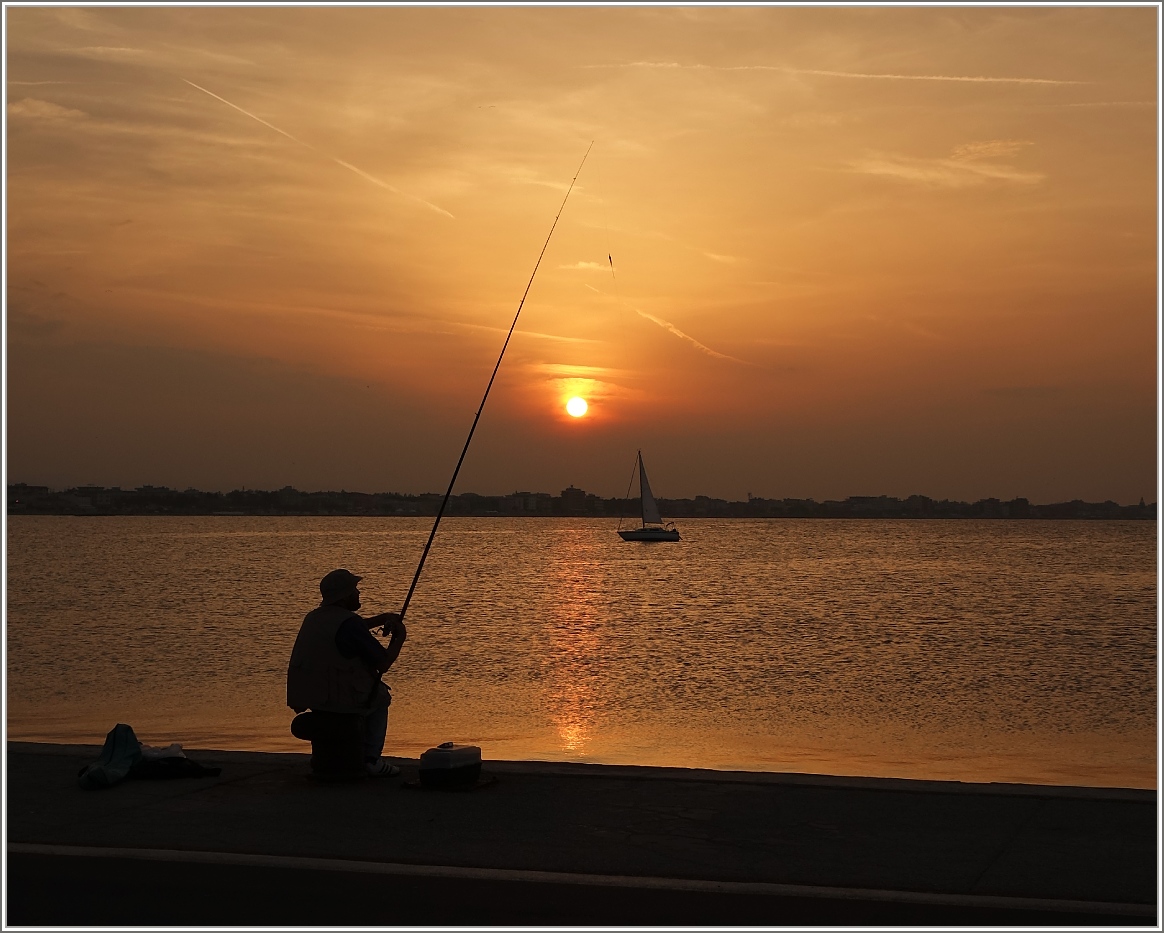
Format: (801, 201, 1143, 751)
(703, 252, 742, 264)
(775, 66, 1083, 86)
(7, 98, 86, 121)
(848, 141, 1043, 188)
(63, 45, 153, 63)
(51, 8, 121, 34)
(528, 362, 623, 379)
(1062, 100, 1156, 108)
(456, 321, 599, 344)
(180, 47, 259, 69)
(105, 281, 595, 345)
(559, 261, 608, 271)
(854, 158, 1043, 187)
(949, 140, 1031, 161)
(589, 62, 1084, 85)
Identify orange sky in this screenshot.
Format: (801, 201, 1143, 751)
(5, 6, 1158, 501)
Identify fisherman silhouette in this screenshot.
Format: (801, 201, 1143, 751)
(287, 569, 407, 778)
(284, 149, 590, 782)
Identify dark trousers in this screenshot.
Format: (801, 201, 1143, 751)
(291, 682, 391, 777)
(362, 681, 390, 762)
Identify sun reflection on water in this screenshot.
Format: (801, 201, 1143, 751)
(544, 533, 601, 756)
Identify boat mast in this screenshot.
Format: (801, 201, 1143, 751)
(638, 450, 645, 528)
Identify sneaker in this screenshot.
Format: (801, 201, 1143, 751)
(365, 759, 402, 778)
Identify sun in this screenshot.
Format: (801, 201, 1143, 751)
(565, 396, 588, 418)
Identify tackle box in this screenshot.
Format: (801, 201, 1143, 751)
(419, 742, 482, 789)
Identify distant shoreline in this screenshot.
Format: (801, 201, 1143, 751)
(6, 484, 1155, 520)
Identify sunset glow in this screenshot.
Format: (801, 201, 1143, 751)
(4, 6, 1156, 502)
(566, 397, 589, 418)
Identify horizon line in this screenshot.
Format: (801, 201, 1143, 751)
(5, 482, 1153, 510)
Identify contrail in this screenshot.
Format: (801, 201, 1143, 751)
(596, 62, 1083, 85)
(182, 79, 454, 219)
(634, 309, 752, 365)
(776, 66, 1084, 85)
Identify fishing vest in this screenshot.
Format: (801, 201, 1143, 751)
(286, 605, 379, 715)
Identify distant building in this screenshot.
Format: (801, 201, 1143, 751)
(560, 485, 588, 510)
(560, 485, 585, 497)
(501, 491, 552, 514)
(74, 485, 118, 507)
(7, 483, 51, 512)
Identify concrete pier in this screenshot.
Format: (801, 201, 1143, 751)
(5, 742, 1157, 925)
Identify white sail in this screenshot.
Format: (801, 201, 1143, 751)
(639, 454, 663, 525)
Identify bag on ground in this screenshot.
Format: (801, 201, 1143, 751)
(78, 723, 143, 790)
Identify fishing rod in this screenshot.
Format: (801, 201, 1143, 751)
(392, 142, 595, 629)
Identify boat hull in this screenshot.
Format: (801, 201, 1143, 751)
(618, 527, 681, 542)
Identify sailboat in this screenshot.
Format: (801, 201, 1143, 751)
(618, 451, 681, 541)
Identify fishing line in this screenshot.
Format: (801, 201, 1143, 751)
(395, 142, 595, 627)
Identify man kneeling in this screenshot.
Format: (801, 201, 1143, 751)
(287, 569, 407, 778)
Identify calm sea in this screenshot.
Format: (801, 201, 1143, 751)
(5, 516, 1157, 788)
